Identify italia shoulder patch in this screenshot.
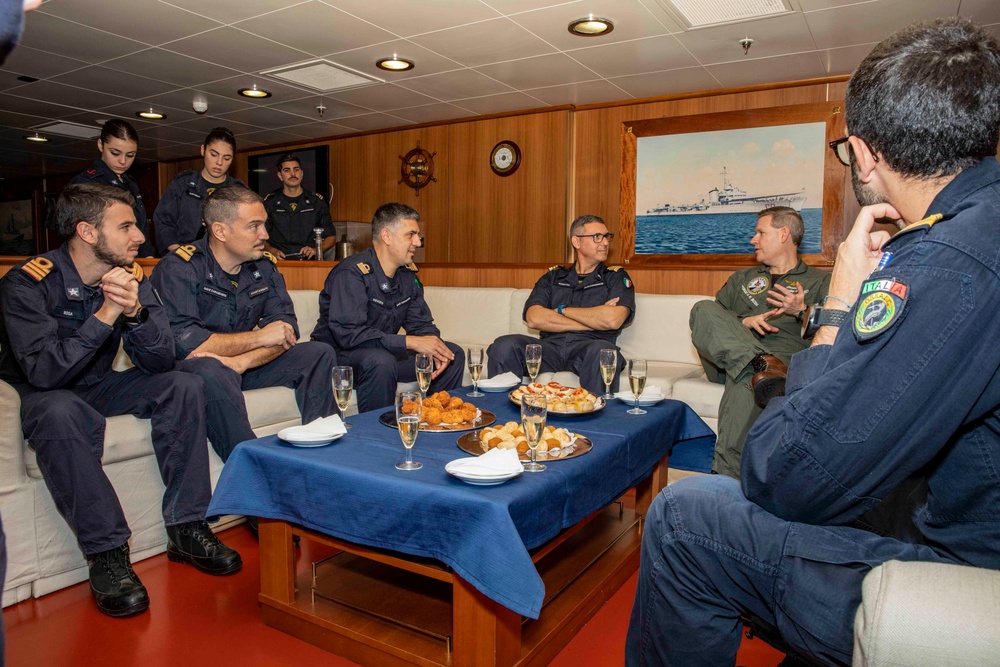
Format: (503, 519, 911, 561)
(357, 262, 371, 275)
(854, 277, 908, 342)
(175, 244, 197, 262)
(261, 251, 278, 265)
(21, 257, 54, 282)
(127, 262, 144, 282)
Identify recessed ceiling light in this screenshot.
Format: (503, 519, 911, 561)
(238, 84, 272, 98)
(136, 107, 166, 120)
(375, 55, 414, 72)
(24, 132, 48, 142)
(568, 16, 614, 36)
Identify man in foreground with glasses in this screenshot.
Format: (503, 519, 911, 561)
(688, 206, 829, 479)
(487, 214, 635, 394)
(628, 17, 1000, 666)
(312, 203, 464, 412)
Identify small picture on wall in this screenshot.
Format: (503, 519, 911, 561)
(635, 123, 826, 255)
(0, 199, 34, 256)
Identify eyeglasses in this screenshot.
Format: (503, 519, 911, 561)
(574, 232, 615, 243)
(829, 136, 879, 167)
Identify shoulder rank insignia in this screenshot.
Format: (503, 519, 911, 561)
(21, 256, 54, 282)
(548, 265, 562, 272)
(607, 265, 622, 272)
(127, 262, 144, 282)
(854, 278, 908, 342)
(404, 262, 419, 273)
(261, 251, 278, 265)
(175, 244, 197, 262)
(357, 262, 371, 275)
(263, 192, 274, 201)
(315, 192, 324, 200)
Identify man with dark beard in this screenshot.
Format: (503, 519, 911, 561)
(627, 18, 1000, 666)
(0, 184, 242, 618)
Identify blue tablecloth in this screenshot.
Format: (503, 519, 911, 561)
(207, 392, 715, 618)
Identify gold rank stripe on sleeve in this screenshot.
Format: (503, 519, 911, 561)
(357, 262, 371, 275)
(128, 262, 144, 282)
(261, 251, 278, 265)
(21, 257, 54, 282)
(175, 244, 197, 261)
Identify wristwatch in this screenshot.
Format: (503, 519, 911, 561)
(122, 306, 149, 326)
(801, 305, 849, 339)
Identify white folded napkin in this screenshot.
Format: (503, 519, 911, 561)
(282, 415, 347, 439)
(448, 447, 524, 477)
(615, 386, 664, 401)
(478, 371, 521, 388)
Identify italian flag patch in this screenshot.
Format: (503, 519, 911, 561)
(624, 277, 632, 288)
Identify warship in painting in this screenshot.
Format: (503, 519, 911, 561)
(645, 166, 807, 216)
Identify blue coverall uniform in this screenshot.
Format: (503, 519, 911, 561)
(263, 188, 335, 256)
(69, 158, 155, 257)
(627, 157, 1000, 666)
(0, 245, 214, 555)
(487, 262, 636, 394)
(311, 247, 464, 413)
(152, 170, 244, 255)
(151, 238, 336, 461)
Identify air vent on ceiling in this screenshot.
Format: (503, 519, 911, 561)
(260, 59, 383, 92)
(30, 121, 101, 139)
(653, 0, 794, 29)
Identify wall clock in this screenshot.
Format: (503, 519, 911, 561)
(398, 140, 437, 196)
(490, 140, 521, 177)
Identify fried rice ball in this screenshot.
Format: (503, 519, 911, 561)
(423, 408, 443, 425)
(460, 405, 477, 422)
(442, 409, 465, 424)
(423, 397, 443, 411)
(446, 396, 465, 410)
(432, 391, 451, 404)
(401, 399, 420, 415)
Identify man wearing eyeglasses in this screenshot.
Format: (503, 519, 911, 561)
(487, 214, 635, 394)
(688, 206, 830, 479)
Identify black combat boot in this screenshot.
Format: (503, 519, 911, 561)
(87, 543, 149, 617)
(166, 520, 242, 575)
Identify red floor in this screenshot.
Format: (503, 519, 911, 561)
(3, 525, 785, 666)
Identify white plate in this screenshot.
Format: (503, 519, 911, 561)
(445, 460, 523, 485)
(277, 429, 345, 447)
(478, 381, 520, 393)
(614, 392, 665, 407)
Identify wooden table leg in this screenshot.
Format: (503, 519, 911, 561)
(259, 518, 295, 605)
(634, 452, 670, 520)
(452, 576, 521, 667)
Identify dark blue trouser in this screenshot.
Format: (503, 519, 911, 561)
(20, 368, 212, 556)
(625, 475, 954, 667)
(338, 342, 465, 413)
(178, 341, 337, 461)
(487, 334, 625, 395)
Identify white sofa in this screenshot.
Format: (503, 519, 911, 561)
(0, 287, 723, 606)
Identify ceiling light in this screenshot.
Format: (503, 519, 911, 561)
(24, 132, 48, 142)
(568, 16, 614, 36)
(238, 84, 272, 98)
(375, 55, 414, 72)
(136, 107, 166, 120)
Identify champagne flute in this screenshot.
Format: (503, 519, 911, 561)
(333, 366, 353, 428)
(599, 349, 618, 400)
(627, 359, 647, 415)
(415, 353, 433, 399)
(521, 393, 547, 472)
(525, 343, 542, 385)
(467, 346, 484, 397)
(395, 390, 422, 471)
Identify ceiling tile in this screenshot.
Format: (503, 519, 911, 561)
(215, 106, 317, 128)
(134, 125, 210, 145)
(195, 75, 317, 102)
(19, 11, 148, 63)
(7, 81, 130, 113)
(171, 117, 264, 136)
(263, 96, 369, 120)
(50, 66, 178, 99)
(163, 27, 313, 73)
(390, 102, 476, 123)
(0, 94, 83, 119)
(274, 121, 357, 138)
(475, 53, 599, 89)
(102, 48, 243, 88)
(410, 18, 555, 68)
(958, 0, 1000, 24)
(330, 83, 437, 111)
(239, 129, 316, 146)
(325, 0, 502, 37)
(796, 0, 878, 10)
(706, 52, 827, 88)
(567, 35, 699, 78)
(336, 112, 414, 131)
(235, 1, 397, 57)
(323, 39, 462, 82)
(509, 0, 676, 51)
(144, 89, 255, 116)
(525, 80, 631, 106)
(815, 42, 878, 76)
(674, 12, 818, 65)
(37, 0, 222, 45)
(480, 0, 586, 14)
(804, 0, 961, 50)
(0, 44, 88, 80)
(451, 91, 549, 115)
(157, 0, 310, 24)
(608, 66, 722, 99)
(0, 111, 52, 130)
(395, 69, 514, 101)
(94, 100, 196, 125)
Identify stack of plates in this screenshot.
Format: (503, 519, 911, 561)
(614, 389, 665, 407)
(477, 372, 521, 393)
(277, 416, 347, 447)
(445, 451, 525, 485)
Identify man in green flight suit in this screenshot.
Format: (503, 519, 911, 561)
(690, 206, 830, 479)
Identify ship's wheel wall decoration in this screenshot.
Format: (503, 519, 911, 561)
(398, 140, 437, 196)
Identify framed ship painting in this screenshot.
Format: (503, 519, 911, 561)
(619, 102, 846, 266)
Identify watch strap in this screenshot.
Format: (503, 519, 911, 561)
(817, 307, 849, 328)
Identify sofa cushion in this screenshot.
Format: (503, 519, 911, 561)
(617, 294, 709, 367)
(671, 377, 723, 420)
(422, 286, 515, 346)
(289, 290, 320, 341)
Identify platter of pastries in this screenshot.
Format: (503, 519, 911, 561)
(456, 421, 592, 461)
(508, 382, 605, 415)
(379, 391, 496, 432)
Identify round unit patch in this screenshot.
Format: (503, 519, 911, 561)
(746, 276, 769, 295)
(854, 278, 908, 342)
